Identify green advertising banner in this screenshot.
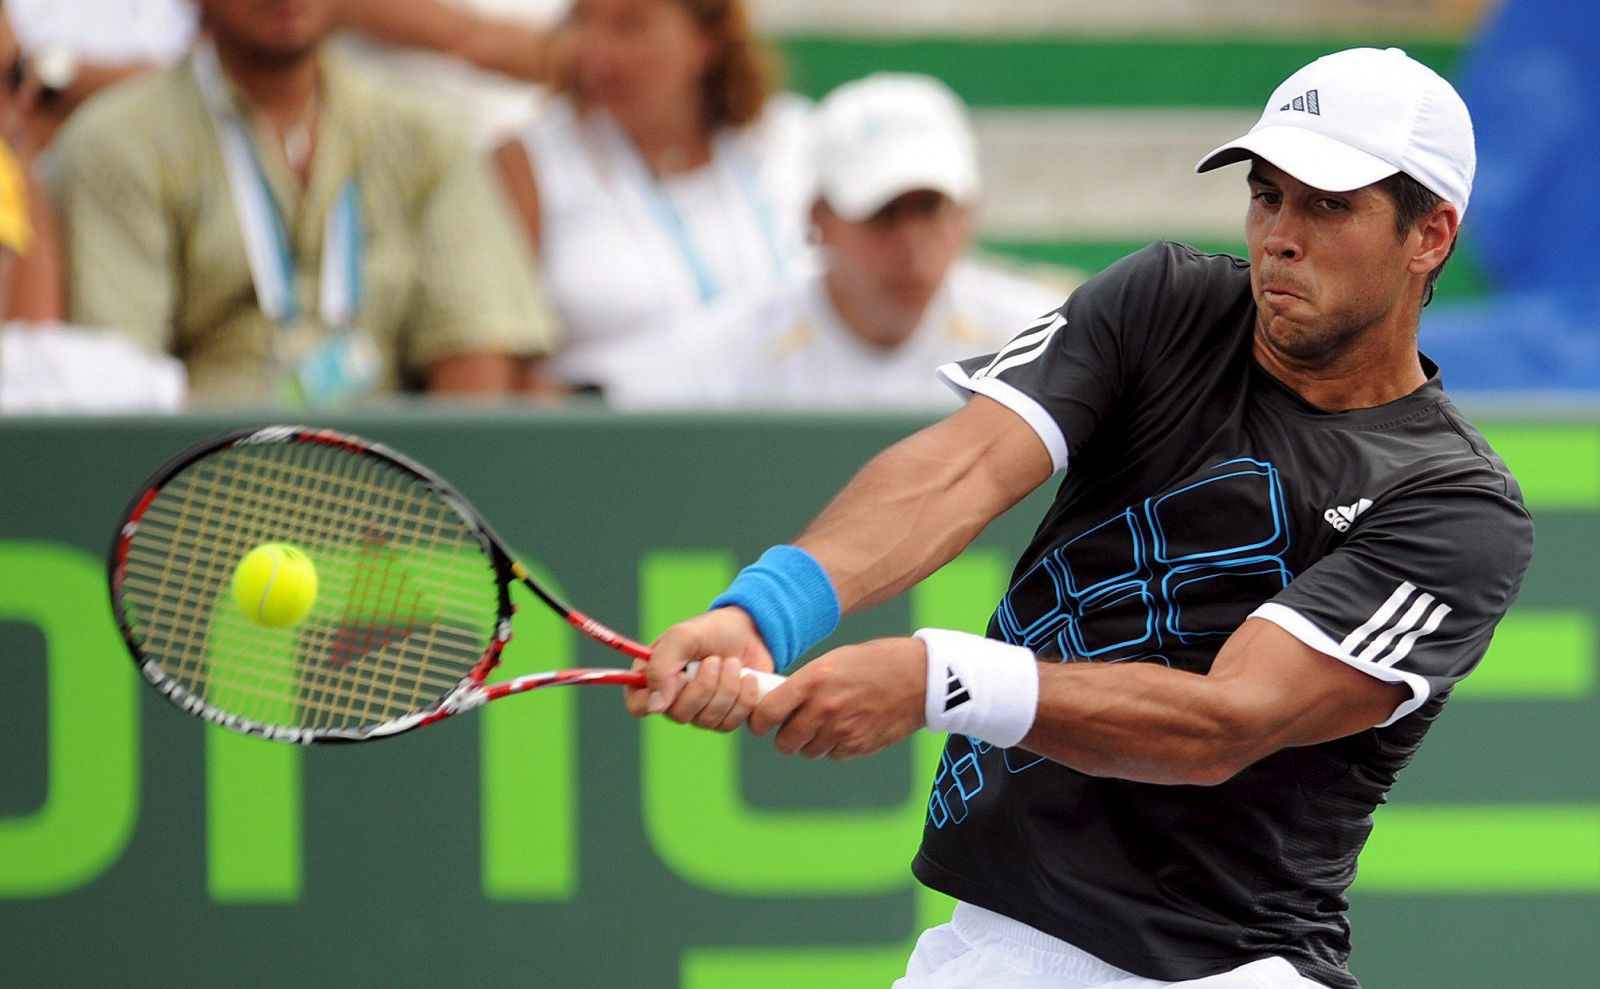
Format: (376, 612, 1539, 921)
(1, 411, 1596, 987)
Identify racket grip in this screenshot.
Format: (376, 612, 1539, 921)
(683, 661, 786, 700)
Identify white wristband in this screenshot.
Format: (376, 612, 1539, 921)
(915, 628, 1039, 748)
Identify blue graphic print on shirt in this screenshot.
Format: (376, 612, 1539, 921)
(929, 458, 1293, 826)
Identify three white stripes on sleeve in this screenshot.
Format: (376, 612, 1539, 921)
(974, 314, 1066, 380)
(1340, 581, 1452, 668)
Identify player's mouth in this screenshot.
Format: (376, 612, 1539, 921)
(1260, 285, 1310, 307)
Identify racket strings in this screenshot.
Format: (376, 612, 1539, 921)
(120, 440, 499, 733)
(131, 447, 376, 723)
(142, 447, 485, 727)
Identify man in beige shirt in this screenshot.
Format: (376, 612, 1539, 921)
(50, 0, 553, 406)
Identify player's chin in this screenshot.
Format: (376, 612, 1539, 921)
(1258, 314, 1338, 364)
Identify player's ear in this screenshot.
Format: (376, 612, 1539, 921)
(1408, 202, 1458, 279)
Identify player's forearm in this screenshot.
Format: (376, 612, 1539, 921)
(1022, 661, 1267, 786)
(796, 412, 1039, 613)
(795, 437, 985, 611)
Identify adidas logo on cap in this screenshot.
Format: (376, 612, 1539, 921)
(1279, 89, 1321, 115)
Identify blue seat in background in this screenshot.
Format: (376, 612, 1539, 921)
(1419, 0, 1600, 392)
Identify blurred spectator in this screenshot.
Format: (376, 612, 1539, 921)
(0, 326, 187, 413)
(337, 0, 561, 149)
(0, 12, 63, 322)
(341, 0, 560, 83)
(5, 1, 557, 149)
(494, 0, 814, 396)
(1417, 0, 1600, 391)
(50, 0, 554, 407)
(611, 73, 1073, 411)
(0, 16, 183, 415)
(2, 0, 197, 151)
(5, 0, 197, 69)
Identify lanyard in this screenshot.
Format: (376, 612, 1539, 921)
(598, 114, 788, 305)
(192, 43, 362, 328)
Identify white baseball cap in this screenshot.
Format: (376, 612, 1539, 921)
(1195, 47, 1475, 218)
(816, 72, 979, 221)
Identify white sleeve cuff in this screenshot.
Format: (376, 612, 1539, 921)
(935, 361, 1069, 474)
(1249, 603, 1431, 726)
(915, 628, 1040, 748)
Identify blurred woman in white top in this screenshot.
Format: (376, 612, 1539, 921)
(494, 0, 814, 394)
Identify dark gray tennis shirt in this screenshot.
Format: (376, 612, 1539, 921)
(918, 242, 1534, 988)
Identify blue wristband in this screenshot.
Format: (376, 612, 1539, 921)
(709, 545, 841, 673)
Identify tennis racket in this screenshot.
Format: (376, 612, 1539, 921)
(108, 424, 782, 744)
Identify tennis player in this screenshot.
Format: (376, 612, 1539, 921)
(628, 48, 1534, 988)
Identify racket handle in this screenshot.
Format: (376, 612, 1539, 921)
(683, 660, 785, 700)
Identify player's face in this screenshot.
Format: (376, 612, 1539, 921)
(567, 0, 714, 128)
(1244, 159, 1419, 368)
(197, 0, 338, 63)
(817, 191, 972, 329)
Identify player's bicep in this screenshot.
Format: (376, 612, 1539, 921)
(1208, 618, 1410, 751)
(929, 392, 1056, 507)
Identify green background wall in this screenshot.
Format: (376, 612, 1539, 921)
(1, 410, 1596, 986)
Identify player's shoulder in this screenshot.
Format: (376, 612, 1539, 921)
(1103, 240, 1250, 294)
(1065, 241, 1249, 314)
(1058, 242, 1253, 363)
(1342, 393, 1535, 577)
(1410, 395, 1531, 511)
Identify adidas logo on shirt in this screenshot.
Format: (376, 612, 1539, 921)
(1279, 89, 1321, 115)
(943, 666, 971, 712)
(1324, 497, 1372, 533)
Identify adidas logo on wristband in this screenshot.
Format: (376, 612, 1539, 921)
(943, 668, 972, 711)
(916, 629, 1040, 749)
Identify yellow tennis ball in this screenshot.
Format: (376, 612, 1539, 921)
(232, 543, 318, 628)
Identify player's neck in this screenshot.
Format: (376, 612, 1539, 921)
(823, 274, 926, 351)
(1253, 313, 1428, 411)
(213, 38, 321, 125)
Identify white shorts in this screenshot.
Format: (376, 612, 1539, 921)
(893, 903, 1328, 989)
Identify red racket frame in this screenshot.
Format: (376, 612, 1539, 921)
(110, 425, 684, 744)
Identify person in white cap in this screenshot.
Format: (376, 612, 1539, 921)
(627, 48, 1533, 989)
(609, 72, 1074, 410)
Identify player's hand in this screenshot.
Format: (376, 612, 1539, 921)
(625, 607, 775, 731)
(750, 637, 926, 760)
